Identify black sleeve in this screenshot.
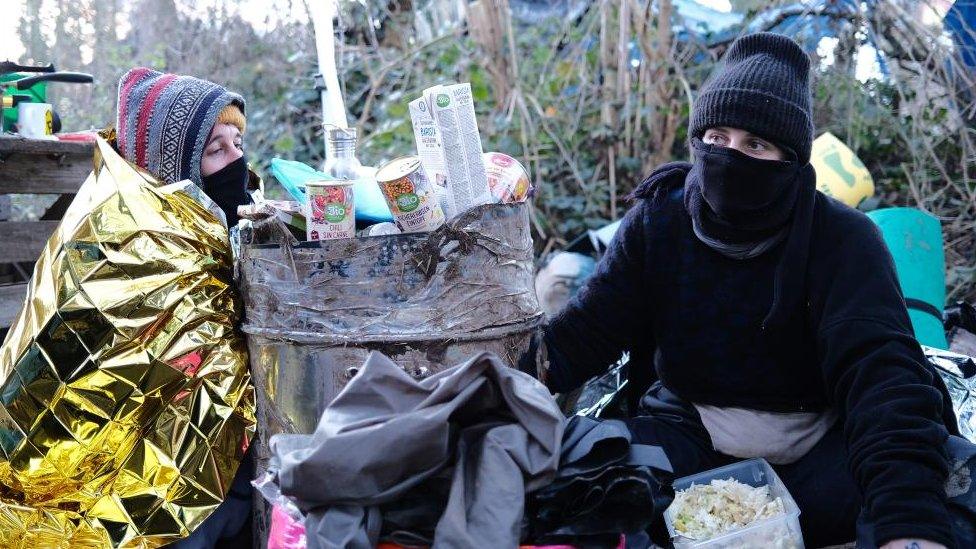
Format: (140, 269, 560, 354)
(538, 202, 652, 394)
(817, 219, 953, 547)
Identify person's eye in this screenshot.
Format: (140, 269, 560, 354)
(749, 139, 769, 151)
(706, 133, 727, 145)
(235, 141, 244, 151)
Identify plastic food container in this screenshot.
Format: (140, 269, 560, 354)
(664, 458, 804, 549)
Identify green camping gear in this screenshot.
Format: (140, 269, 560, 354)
(867, 207, 948, 349)
(1, 61, 93, 133)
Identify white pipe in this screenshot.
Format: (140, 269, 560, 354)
(307, 0, 348, 131)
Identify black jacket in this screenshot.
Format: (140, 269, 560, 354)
(540, 165, 955, 546)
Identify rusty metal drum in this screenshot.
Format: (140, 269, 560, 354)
(236, 202, 541, 543)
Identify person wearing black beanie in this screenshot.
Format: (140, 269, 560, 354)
(524, 32, 961, 548)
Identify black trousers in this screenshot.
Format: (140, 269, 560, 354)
(625, 383, 967, 549)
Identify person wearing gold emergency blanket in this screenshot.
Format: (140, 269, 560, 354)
(0, 68, 257, 548)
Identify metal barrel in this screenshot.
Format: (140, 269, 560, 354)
(237, 201, 541, 544)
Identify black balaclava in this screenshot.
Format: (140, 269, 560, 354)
(201, 155, 251, 228)
(685, 32, 817, 334)
(685, 137, 802, 259)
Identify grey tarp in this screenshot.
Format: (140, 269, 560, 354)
(270, 351, 565, 549)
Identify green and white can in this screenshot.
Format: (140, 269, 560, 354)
(376, 156, 445, 233)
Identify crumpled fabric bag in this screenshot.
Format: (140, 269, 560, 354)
(0, 136, 255, 547)
(528, 416, 673, 546)
(374, 467, 451, 545)
(271, 351, 565, 549)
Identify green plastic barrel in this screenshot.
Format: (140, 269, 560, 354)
(866, 208, 948, 349)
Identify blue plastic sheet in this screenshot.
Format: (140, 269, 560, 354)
(269, 158, 393, 223)
(946, 0, 976, 72)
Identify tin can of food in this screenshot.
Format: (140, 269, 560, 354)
(305, 180, 355, 241)
(376, 156, 445, 233)
(484, 152, 532, 203)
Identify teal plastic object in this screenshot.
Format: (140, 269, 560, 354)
(867, 207, 948, 349)
(269, 158, 393, 223)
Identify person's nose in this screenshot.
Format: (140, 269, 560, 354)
(727, 138, 751, 156)
(228, 145, 244, 163)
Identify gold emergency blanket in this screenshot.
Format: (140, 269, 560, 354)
(0, 137, 255, 548)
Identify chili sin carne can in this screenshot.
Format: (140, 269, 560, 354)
(305, 180, 355, 240)
(375, 156, 445, 233)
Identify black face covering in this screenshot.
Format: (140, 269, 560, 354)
(683, 137, 817, 334)
(696, 139, 799, 221)
(201, 155, 250, 228)
(685, 137, 801, 254)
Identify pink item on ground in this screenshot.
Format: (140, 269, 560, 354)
(267, 504, 307, 549)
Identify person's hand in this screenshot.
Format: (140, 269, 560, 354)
(879, 540, 946, 549)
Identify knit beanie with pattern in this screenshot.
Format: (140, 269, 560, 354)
(689, 32, 814, 164)
(116, 67, 246, 186)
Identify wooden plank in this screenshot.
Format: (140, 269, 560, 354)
(0, 283, 27, 329)
(0, 136, 95, 156)
(0, 137, 94, 195)
(0, 221, 58, 263)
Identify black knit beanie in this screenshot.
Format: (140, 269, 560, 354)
(690, 32, 814, 164)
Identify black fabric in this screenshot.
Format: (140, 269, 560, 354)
(684, 139, 817, 331)
(526, 416, 673, 546)
(942, 436, 976, 547)
(200, 154, 250, 228)
(686, 138, 801, 234)
(761, 163, 816, 332)
(944, 301, 976, 354)
(538, 164, 956, 546)
(531, 467, 663, 545)
(944, 301, 976, 334)
(378, 473, 451, 547)
(689, 32, 814, 164)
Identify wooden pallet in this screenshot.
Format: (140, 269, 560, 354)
(0, 136, 94, 335)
